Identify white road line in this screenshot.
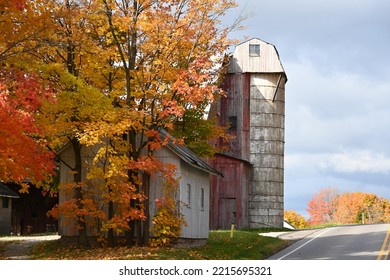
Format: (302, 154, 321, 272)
(277, 227, 335, 260)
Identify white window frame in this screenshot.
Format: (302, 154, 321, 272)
(249, 44, 260, 56)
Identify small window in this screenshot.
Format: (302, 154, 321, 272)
(186, 184, 191, 207)
(2, 197, 9, 208)
(200, 188, 205, 211)
(249, 44, 260, 56)
(229, 116, 237, 131)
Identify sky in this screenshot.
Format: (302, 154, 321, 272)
(223, 0, 390, 217)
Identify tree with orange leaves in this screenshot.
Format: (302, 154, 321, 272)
(89, 0, 239, 246)
(307, 187, 339, 225)
(333, 192, 390, 224)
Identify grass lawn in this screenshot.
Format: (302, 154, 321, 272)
(30, 229, 291, 260)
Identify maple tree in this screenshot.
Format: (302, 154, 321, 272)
(332, 192, 364, 224)
(0, 68, 56, 189)
(333, 192, 390, 224)
(0, 0, 56, 189)
(0, 0, 52, 63)
(88, 0, 238, 246)
(307, 187, 339, 225)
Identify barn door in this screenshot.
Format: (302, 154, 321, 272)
(219, 198, 236, 229)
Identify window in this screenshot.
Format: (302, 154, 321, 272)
(200, 188, 205, 211)
(249, 44, 260, 56)
(2, 197, 9, 208)
(229, 116, 237, 131)
(186, 184, 191, 207)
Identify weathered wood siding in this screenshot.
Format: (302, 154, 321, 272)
(209, 154, 250, 230)
(59, 143, 212, 240)
(0, 197, 12, 234)
(178, 160, 210, 239)
(219, 73, 251, 162)
(58, 144, 103, 237)
(150, 147, 211, 239)
(228, 38, 285, 74)
(210, 37, 286, 229)
(148, 147, 181, 218)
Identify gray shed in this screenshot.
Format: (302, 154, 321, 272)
(58, 130, 221, 240)
(0, 182, 19, 235)
(150, 129, 222, 239)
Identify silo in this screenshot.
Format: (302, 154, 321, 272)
(209, 38, 286, 229)
(248, 72, 286, 228)
(228, 38, 287, 228)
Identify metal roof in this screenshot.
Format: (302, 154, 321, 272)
(57, 130, 223, 177)
(159, 129, 223, 177)
(0, 182, 20, 198)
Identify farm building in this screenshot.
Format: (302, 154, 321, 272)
(57, 130, 221, 242)
(0, 182, 57, 235)
(209, 38, 287, 229)
(0, 182, 19, 235)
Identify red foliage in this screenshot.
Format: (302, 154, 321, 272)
(0, 68, 56, 185)
(307, 187, 338, 225)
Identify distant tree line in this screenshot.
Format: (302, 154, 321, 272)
(285, 187, 390, 228)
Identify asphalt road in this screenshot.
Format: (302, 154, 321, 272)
(267, 223, 390, 260)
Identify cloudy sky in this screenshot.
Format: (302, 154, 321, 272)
(224, 0, 390, 217)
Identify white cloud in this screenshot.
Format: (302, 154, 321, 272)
(286, 150, 390, 175)
(228, 0, 390, 214)
(319, 150, 390, 174)
(285, 58, 390, 155)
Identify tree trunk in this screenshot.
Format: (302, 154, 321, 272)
(107, 199, 115, 247)
(142, 172, 150, 246)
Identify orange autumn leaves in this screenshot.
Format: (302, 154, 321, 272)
(1, 0, 238, 246)
(307, 187, 390, 225)
(285, 188, 390, 228)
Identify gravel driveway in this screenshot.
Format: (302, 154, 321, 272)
(0, 235, 60, 260)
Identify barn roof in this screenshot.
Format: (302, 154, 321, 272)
(0, 182, 20, 198)
(57, 130, 223, 177)
(228, 37, 287, 78)
(159, 129, 223, 177)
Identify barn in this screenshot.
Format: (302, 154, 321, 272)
(209, 38, 287, 229)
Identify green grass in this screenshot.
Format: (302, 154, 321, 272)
(30, 229, 290, 260)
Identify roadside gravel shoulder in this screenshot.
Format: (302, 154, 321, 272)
(259, 229, 319, 241)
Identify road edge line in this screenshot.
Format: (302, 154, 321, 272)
(277, 227, 335, 260)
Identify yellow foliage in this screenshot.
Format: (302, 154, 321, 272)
(284, 210, 309, 229)
(150, 182, 187, 247)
